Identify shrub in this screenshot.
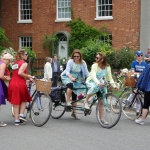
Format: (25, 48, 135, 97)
(66, 18, 109, 55)
(107, 47, 135, 70)
(0, 27, 12, 53)
(80, 39, 113, 69)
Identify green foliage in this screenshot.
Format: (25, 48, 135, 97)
(66, 18, 109, 55)
(0, 27, 12, 53)
(23, 47, 36, 63)
(59, 57, 67, 65)
(80, 39, 114, 69)
(107, 47, 135, 70)
(0, 47, 17, 57)
(42, 33, 59, 56)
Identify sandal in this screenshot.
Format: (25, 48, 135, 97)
(0, 121, 7, 127)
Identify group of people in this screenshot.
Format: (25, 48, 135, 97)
(44, 54, 60, 87)
(0, 49, 33, 126)
(126, 47, 150, 125)
(1, 47, 150, 127)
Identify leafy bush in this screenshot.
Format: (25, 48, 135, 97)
(66, 18, 109, 55)
(23, 47, 36, 62)
(80, 39, 113, 69)
(107, 47, 135, 70)
(0, 27, 12, 53)
(42, 33, 59, 56)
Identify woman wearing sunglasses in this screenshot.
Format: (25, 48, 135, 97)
(0, 52, 14, 127)
(7, 49, 34, 126)
(61, 49, 89, 120)
(84, 52, 117, 124)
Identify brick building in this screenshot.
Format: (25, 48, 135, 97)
(0, 0, 141, 58)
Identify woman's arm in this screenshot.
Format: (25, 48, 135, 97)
(65, 59, 76, 81)
(106, 66, 117, 88)
(0, 63, 11, 81)
(18, 62, 33, 81)
(90, 64, 100, 84)
(82, 61, 89, 78)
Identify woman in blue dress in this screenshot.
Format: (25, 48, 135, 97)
(61, 49, 89, 119)
(0, 52, 13, 127)
(85, 52, 117, 124)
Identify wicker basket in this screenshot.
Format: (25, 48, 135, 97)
(35, 79, 52, 94)
(124, 72, 138, 88)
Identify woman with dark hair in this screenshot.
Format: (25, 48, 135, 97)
(7, 49, 34, 126)
(85, 52, 117, 124)
(61, 49, 89, 119)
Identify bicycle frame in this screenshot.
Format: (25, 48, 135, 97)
(60, 85, 109, 114)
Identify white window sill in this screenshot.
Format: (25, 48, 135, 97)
(55, 19, 72, 22)
(17, 20, 33, 24)
(94, 16, 113, 21)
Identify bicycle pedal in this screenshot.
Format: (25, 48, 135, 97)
(65, 106, 72, 112)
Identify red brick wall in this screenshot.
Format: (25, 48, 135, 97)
(1, 0, 140, 58)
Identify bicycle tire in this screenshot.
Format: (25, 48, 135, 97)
(51, 92, 66, 119)
(96, 93, 121, 129)
(121, 91, 142, 120)
(30, 92, 52, 127)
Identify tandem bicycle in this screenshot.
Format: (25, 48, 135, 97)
(50, 81, 122, 129)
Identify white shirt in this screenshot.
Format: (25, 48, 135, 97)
(44, 62, 52, 80)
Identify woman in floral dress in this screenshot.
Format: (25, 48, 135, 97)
(0, 52, 13, 127)
(61, 49, 89, 119)
(85, 52, 117, 124)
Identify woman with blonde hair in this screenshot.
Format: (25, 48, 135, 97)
(7, 49, 34, 126)
(0, 52, 13, 127)
(61, 49, 89, 119)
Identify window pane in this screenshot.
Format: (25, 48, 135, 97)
(57, 0, 71, 19)
(20, 0, 32, 20)
(97, 0, 112, 17)
(20, 37, 32, 49)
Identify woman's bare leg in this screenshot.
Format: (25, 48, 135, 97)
(141, 109, 148, 121)
(19, 102, 27, 115)
(99, 101, 104, 119)
(66, 88, 72, 102)
(13, 105, 20, 120)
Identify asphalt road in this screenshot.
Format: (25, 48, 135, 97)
(1, 99, 150, 150)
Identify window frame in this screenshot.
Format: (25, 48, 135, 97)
(55, 0, 72, 22)
(17, 0, 32, 23)
(101, 34, 112, 45)
(19, 36, 32, 50)
(95, 0, 113, 21)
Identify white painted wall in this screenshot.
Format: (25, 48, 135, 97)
(140, 0, 150, 55)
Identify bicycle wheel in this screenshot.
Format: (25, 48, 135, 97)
(51, 93, 66, 119)
(121, 91, 142, 120)
(96, 93, 121, 129)
(30, 93, 52, 127)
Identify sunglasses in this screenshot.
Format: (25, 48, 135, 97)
(96, 57, 101, 60)
(137, 55, 143, 57)
(74, 56, 80, 58)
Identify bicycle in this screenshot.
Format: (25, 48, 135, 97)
(11, 78, 52, 127)
(121, 88, 145, 120)
(50, 81, 122, 129)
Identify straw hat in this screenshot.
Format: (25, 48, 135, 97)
(1, 52, 14, 61)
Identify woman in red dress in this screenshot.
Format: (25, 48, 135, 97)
(8, 49, 33, 126)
